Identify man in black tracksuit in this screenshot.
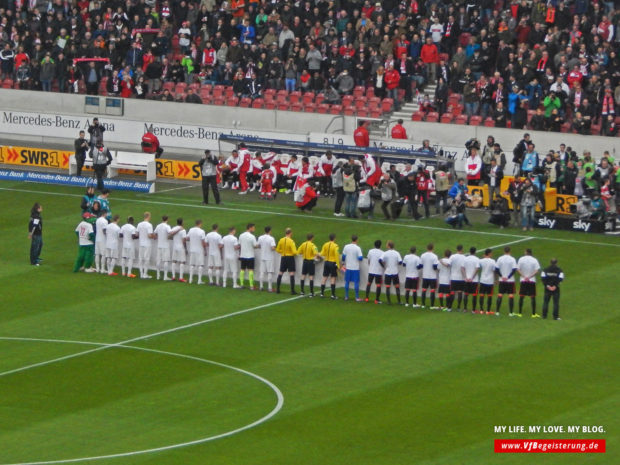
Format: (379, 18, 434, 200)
(74, 130, 89, 176)
(541, 259, 564, 320)
(397, 172, 421, 219)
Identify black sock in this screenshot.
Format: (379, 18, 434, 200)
(439, 295, 444, 307)
(331, 284, 336, 296)
(447, 293, 454, 309)
(519, 296, 524, 313)
(531, 297, 536, 314)
(376, 286, 382, 301)
(365, 284, 371, 299)
(395, 287, 401, 303)
(310, 279, 314, 294)
(430, 291, 435, 307)
(463, 294, 469, 309)
(405, 290, 410, 304)
(321, 284, 325, 295)
(487, 296, 492, 311)
(472, 295, 477, 311)
(412, 291, 417, 305)
(421, 290, 427, 306)
(386, 286, 391, 303)
(509, 297, 514, 313)
(290, 275, 295, 293)
(496, 296, 503, 312)
(276, 275, 282, 292)
(300, 280, 305, 293)
(457, 293, 463, 309)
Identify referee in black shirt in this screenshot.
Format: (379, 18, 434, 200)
(541, 258, 564, 320)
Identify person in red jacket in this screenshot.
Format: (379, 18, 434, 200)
(294, 177, 318, 212)
(384, 64, 401, 109)
(420, 37, 439, 84)
(237, 142, 252, 194)
(141, 132, 164, 157)
(415, 166, 432, 218)
(120, 74, 133, 98)
(391, 119, 407, 139)
(353, 120, 370, 147)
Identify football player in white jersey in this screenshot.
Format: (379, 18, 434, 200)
(94, 210, 108, 273)
(221, 226, 240, 288)
(448, 244, 466, 311)
(186, 219, 206, 284)
(136, 212, 155, 279)
(478, 248, 497, 314)
(402, 246, 421, 307)
(379, 240, 403, 304)
(257, 226, 277, 291)
(341, 235, 364, 301)
(462, 246, 481, 313)
(205, 224, 223, 285)
(153, 215, 172, 280)
(437, 249, 452, 310)
(169, 218, 187, 282)
(119, 216, 138, 278)
(365, 240, 384, 303)
(238, 223, 258, 289)
(517, 248, 541, 317)
(419, 243, 439, 309)
(495, 246, 518, 315)
(104, 215, 121, 276)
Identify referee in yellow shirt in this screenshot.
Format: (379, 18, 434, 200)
(297, 233, 319, 296)
(276, 227, 297, 294)
(319, 233, 340, 299)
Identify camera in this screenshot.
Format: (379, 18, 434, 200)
(465, 138, 480, 151)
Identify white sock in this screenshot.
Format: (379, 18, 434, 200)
(189, 265, 194, 283)
(179, 263, 184, 278)
(164, 261, 169, 278)
(197, 266, 204, 282)
(207, 267, 213, 283)
(127, 258, 133, 275)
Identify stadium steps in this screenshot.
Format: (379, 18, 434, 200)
(391, 82, 437, 121)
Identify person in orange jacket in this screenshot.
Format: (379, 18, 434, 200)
(353, 120, 370, 147)
(384, 64, 401, 110)
(420, 36, 439, 83)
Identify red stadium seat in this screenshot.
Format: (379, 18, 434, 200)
(276, 89, 288, 99)
(162, 81, 175, 92)
(342, 95, 354, 107)
(411, 111, 424, 121)
(356, 108, 369, 117)
(212, 85, 225, 98)
(239, 97, 252, 108)
(440, 113, 454, 124)
(316, 103, 330, 114)
(277, 101, 290, 111)
(303, 103, 316, 113)
(329, 104, 342, 114)
(251, 98, 264, 109)
(199, 87, 211, 100)
(343, 105, 356, 116)
(264, 100, 276, 109)
(365, 87, 375, 98)
(201, 83, 212, 93)
(426, 112, 439, 123)
(484, 117, 495, 127)
(368, 97, 381, 109)
(226, 96, 239, 106)
(469, 115, 482, 126)
(212, 96, 225, 106)
(224, 86, 234, 98)
(289, 91, 302, 103)
(353, 86, 365, 98)
(369, 108, 382, 118)
(454, 114, 468, 125)
(354, 96, 367, 110)
(174, 82, 187, 94)
(590, 123, 601, 135)
(189, 83, 200, 92)
(314, 93, 325, 105)
(291, 102, 303, 111)
(381, 98, 394, 113)
(302, 91, 315, 105)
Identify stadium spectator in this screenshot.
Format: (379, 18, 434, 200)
(391, 119, 407, 139)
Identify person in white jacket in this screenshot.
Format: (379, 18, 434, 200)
(465, 146, 483, 186)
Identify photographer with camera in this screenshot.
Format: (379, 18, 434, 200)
(88, 118, 105, 151)
(199, 149, 221, 205)
(379, 174, 397, 220)
(518, 177, 538, 231)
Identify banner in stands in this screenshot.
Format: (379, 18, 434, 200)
(534, 214, 616, 233)
(0, 110, 306, 151)
(0, 169, 154, 192)
(0, 145, 72, 169)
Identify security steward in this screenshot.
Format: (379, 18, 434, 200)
(74, 130, 89, 176)
(541, 258, 564, 320)
(199, 149, 221, 205)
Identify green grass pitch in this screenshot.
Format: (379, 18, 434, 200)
(0, 180, 617, 465)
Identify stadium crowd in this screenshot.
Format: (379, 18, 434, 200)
(74, 191, 565, 319)
(0, 1, 618, 135)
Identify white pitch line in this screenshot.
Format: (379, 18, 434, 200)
(0, 295, 301, 379)
(477, 236, 533, 252)
(0, 337, 284, 465)
(155, 184, 197, 193)
(1, 186, 619, 247)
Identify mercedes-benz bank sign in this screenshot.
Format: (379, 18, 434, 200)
(535, 214, 616, 234)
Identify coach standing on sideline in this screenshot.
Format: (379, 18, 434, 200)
(28, 202, 43, 266)
(199, 150, 221, 205)
(74, 130, 89, 177)
(541, 259, 564, 320)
